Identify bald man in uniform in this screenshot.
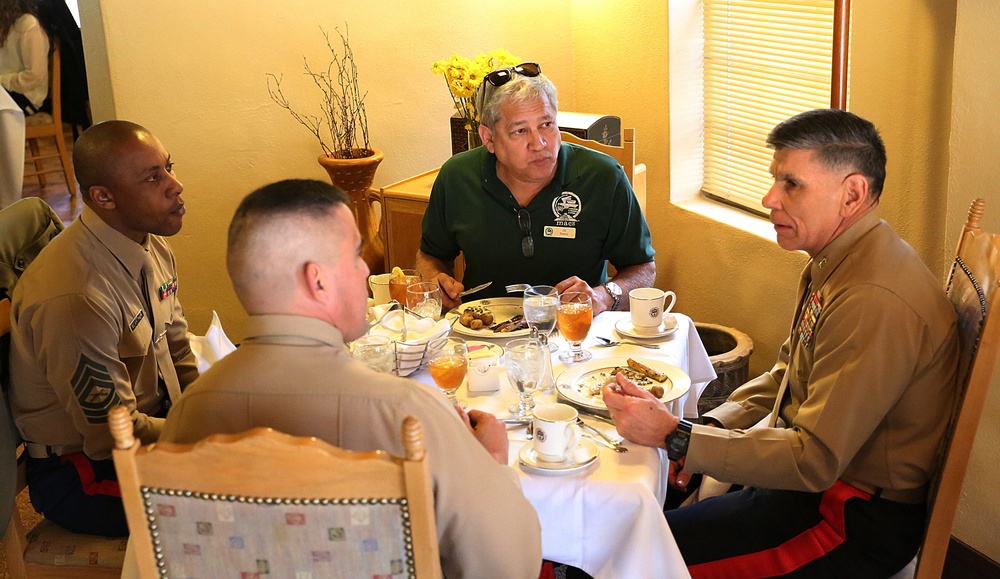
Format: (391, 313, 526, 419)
(160, 179, 542, 578)
(9, 120, 197, 536)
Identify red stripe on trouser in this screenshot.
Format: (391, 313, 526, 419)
(689, 480, 870, 579)
(61, 453, 122, 497)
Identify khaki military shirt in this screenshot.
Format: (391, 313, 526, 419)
(161, 315, 543, 579)
(690, 210, 959, 497)
(10, 206, 198, 460)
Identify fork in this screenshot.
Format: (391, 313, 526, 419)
(593, 336, 660, 350)
(577, 418, 627, 453)
(505, 283, 531, 293)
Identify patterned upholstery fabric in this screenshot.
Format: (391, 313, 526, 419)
(22, 519, 129, 568)
(142, 489, 414, 578)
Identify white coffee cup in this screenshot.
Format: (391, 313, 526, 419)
(629, 288, 676, 334)
(532, 403, 581, 463)
(369, 273, 392, 305)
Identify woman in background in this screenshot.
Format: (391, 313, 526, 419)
(0, 0, 49, 115)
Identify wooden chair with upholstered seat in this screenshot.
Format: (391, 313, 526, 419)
(109, 406, 441, 578)
(23, 42, 75, 194)
(560, 127, 646, 213)
(910, 198, 1000, 578)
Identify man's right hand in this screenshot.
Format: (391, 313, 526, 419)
(456, 406, 509, 465)
(434, 273, 464, 309)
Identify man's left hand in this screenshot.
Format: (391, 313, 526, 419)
(602, 373, 679, 448)
(555, 276, 610, 316)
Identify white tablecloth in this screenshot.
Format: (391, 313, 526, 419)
(0, 87, 25, 209)
(413, 311, 716, 579)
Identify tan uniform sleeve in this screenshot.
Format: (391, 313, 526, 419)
(31, 293, 163, 459)
(687, 286, 929, 492)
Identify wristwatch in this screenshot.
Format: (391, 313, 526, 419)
(665, 419, 694, 461)
(603, 281, 623, 311)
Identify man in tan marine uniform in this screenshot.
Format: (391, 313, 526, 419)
(9, 120, 197, 536)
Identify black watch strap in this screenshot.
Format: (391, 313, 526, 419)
(665, 419, 693, 461)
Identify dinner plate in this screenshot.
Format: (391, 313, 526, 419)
(555, 357, 691, 417)
(448, 298, 530, 338)
(614, 315, 679, 340)
(518, 438, 599, 476)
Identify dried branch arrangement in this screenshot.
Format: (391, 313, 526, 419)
(267, 26, 372, 159)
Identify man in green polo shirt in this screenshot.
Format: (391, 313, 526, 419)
(416, 63, 655, 314)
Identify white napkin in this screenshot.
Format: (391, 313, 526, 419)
(187, 311, 237, 374)
(367, 304, 450, 376)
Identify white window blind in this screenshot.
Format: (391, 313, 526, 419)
(702, 0, 843, 215)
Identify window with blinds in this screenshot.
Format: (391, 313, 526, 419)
(702, 0, 847, 216)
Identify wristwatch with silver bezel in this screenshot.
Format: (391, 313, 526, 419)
(604, 281, 623, 311)
(665, 419, 694, 461)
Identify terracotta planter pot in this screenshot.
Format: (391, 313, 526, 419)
(318, 149, 385, 274)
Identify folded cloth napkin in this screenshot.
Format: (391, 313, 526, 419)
(187, 310, 237, 374)
(367, 305, 450, 376)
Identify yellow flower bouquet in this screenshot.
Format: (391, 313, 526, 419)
(432, 49, 521, 148)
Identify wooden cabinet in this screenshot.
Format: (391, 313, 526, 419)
(373, 168, 464, 279)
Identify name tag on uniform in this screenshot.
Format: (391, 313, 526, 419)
(543, 226, 576, 239)
(129, 310, 144, 331)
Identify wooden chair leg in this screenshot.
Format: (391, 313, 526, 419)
(54, 127, 75, 194)
(27, 138, 44, 186)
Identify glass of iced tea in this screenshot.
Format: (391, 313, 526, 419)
(557, 292, 593, 363)
(428, 338, 468, 408)
(388, 268, 421, 305)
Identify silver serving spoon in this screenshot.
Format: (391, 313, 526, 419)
(593, 336, 660, 350)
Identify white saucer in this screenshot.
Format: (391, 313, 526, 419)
(518, 439, 599, 476)
(615, 316, 679, 339)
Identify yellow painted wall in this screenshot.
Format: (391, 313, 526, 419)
(948, 0, 1000, 561)
(82, 0, 998, 561)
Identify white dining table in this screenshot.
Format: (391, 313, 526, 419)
(0, 86, 25, 209)
(411, 310, 716, 579)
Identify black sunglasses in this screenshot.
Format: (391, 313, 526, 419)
(516, 208, 534, 258)
(486, 63, 542, 87)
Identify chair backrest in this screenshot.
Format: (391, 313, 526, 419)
(561, 128, 647, 213)
(110, 406, 442, 579)
(914, 198, 1000, 579)
(24, 42, 62, 137)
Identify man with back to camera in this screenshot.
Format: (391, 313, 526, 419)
(603, 109, 959, 577)
(9, 120, 197, 536)
(417, 62, 655, 314)
(159, 179, 543, 578)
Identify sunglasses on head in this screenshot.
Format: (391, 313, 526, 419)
(485, 63, 542, 87)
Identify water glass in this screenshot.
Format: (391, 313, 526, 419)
(406, 281, 444, 320)
(351, 335, 394, 374)
(523, 285, 559, 352)
(428, 338, 468, 408)
(557, 292, 593, 363)
(505, 338, 547, 417)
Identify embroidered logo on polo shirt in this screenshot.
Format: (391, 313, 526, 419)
(552, 192, 581, 227)
(797, 290, 822, 349)
(159, 277, 178, 301)
(72, 354, 121, 424)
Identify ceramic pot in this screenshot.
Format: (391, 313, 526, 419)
(318, 148, 386, 274)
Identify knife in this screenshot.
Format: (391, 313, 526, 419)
(457, 282, 492, 298)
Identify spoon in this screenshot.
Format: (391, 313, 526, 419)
(593, 336, 660, 350)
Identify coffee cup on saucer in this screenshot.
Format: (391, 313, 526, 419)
(629, 288, 676, 335)
(532, 403, 581, 463)
(369, 273, 392, 305)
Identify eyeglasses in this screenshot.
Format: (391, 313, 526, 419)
(477, 63, 542, 115)
(485, 62, 542, 87)
(517, 208, 534, 258)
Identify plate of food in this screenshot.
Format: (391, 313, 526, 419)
(448, 298, 531, 338)
(556, 357, 691, 416)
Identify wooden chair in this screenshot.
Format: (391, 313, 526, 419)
(23, 42, 75, 195)
(911, 198, 1000, 578)
(109, 406, 442, 578)
(1, 296, 127, 578)
(560, 127, 647, 213)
